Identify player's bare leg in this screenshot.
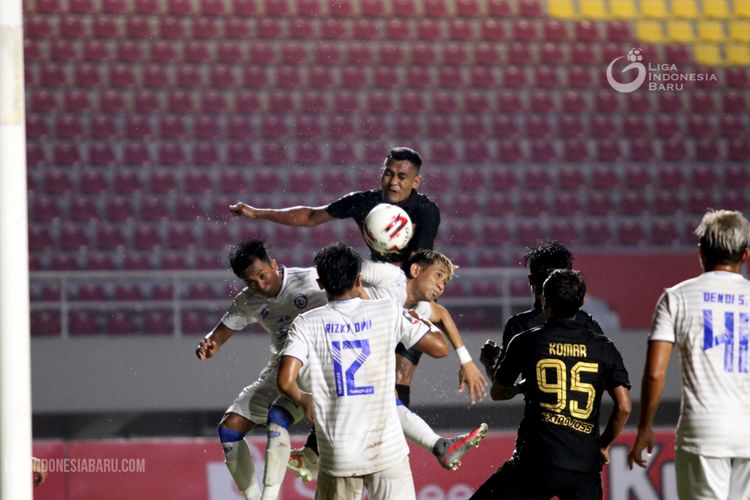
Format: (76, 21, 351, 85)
(219, 412, 262, 500)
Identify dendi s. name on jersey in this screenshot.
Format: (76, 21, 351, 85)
(324, 320, 373, 334)
(549, 343, 587, 357)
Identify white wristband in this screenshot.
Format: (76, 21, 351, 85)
(455, 345, 472, 364)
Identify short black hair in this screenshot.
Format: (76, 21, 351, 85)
(229, 239, 271, 278)
(314, 242, 362, 296)
(542, 269, 586, 319)
(523, 241, 574, 290)
(385, 146, 422, 173)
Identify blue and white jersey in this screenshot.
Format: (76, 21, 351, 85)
(221, 267, 327, 358)
(650, 271, 750, 457)
(282, 297, 432, 476)
(360, 261, 434, 319)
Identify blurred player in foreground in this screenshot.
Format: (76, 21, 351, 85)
(628, 209, 750, 500)
(196, 239, 327, 499)
(474, 270, 631, 499)
(277, 242, 449, 500)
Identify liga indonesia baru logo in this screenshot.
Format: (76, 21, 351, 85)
(607, 48, 717, 93)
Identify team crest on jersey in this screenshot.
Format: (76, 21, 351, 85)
(294, 293, 308, 309)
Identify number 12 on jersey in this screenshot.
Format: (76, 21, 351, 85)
(703, 309, 749, 373)
(331, 339, 374, 397)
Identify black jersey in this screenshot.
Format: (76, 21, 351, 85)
(326, 188, 441, 262)
(494, 318, 630, 473)
(501, 301, 603, 350)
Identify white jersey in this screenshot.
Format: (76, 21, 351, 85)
(221, 267, 328, 358)
(360, 261, 433, 319)
(650, 271, 750, 457)
(282, 297, 433, 476)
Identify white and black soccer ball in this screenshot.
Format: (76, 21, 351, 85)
(363, 203, 413, 255)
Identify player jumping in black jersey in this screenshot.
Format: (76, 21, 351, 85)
(474, 270, 631, 500)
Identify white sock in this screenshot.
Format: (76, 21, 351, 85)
(397, 403, 440, 451)
(261, 423, 291, 500)
(223, 438, 261, 500)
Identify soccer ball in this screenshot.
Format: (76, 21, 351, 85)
(363, 204, 413, 254)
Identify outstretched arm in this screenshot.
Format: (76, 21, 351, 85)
(195, 322, 237, 360)
(428, 302, 488, 405)
(600, 385, 632, 465)
(229, 202, 335, 227)
(628, 340, 673, 469)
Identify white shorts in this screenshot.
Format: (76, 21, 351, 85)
(315, 456, 415, 500)
(675, 449, 750, 500)
(225, 362, 304, 426)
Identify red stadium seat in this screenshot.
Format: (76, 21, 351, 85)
(427, 115, 454, 138)
(158, 142, 186, 166)
(519, 192, 548, 216)
(351, 18, 378, 39)
(511, 19, 539, 42)
(502, 67, 527, 88)
(157, 116, 185, 140)
(69, 311, 99, 335)
(394, 115, 421, 138)
(724, 165, 749, 189)
(227, 144, 254, 166)
(200, 0, 227, 15)
(492, 115, 519, 137)
(625, 165, 652, 189)
(166, 90, 195, 113)
(525, 115, 551, 138)
(530, 89, 556, 111)
(96, 224, 128, 250)
(80, 169, 110, 193)
(652, 220, 680, 246)
(464, 140, 492, 163)
(456, 0, 481, 16)
(69, 197, 98, 222)
(473, 42, 499, 65)
(621, 191, 648, 215)
(523, 167, 552, 190)
(232, 0, 257, 15)
(728, 139, 750, 161)
(583, 220, 612, 246)
(140, 196, 170, 221)
(448, 19, 473, 40)
(618, 220, 647, 246)
(574, 20, 600, 41)
(465, 91, 491, 113)
(693, 138, 719, 161)
(44, 169, 74, 194)
(725, 68, 748, 88)
(653, 191, 682, 215)
(542, 19, 568, 41)
(480, 19, 505, 40)
(430, 141, 457, 163)
(557, 115, 584, 139)
(106, 197, 136, 222)
(30, 197, 59, 223)
(497, 140, 523, 162)
(553, 192, 581, 216)
(663, 139, 689, 162)
(148, 170, 178, 194)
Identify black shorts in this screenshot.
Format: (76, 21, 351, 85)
(471, 458, 602, 500)
(395, 342, 423, 365)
